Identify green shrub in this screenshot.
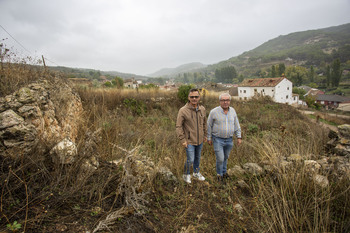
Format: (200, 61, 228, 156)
(248, 123, 259, 134)
(123, 98, 147, 115)
(177, 84, 194, 103)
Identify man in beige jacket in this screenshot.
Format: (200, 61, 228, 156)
(176, 88, 207, 184)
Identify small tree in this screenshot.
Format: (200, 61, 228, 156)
(331, 59, 342, 87)
(113, 76, 124, 88)
(292, 87, 306, 100)
(271, 65, 277, 77)
(278, 63, 286, 76)
(177, 84, 195, 103)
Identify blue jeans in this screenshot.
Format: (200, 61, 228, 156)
(184, 143, 203, 175)
(213, 136, 233, 176)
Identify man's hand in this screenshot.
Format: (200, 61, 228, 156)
(182, 141, 188, 148)
(237, 138, 242, 146)
(207, 140, 212, 145)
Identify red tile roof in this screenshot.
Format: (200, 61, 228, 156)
(239, 77, 286, 87)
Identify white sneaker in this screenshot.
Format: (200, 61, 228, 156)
(193, 172, 205, 181)
(183, 174, 191, 184)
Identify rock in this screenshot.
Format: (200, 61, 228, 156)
(304, 160, 321, 174)
(279, 160, 293, 173)
(50, 138, 77, 164)
(287, 154, 303, 162)
(338, 124, 350, 139)
(233, 203, 243, 215)
(339, 138, 350, 145)
(313, 174, 329, 188)
(227, 165, 245, 177)
(328, 129, 339, 139)
(236, 179, 249, 189)
(0, 79, 83, 156)
(243, 163, 264, 176)
(17, 87, 34, 103)
(157, 166, 178, 183)
(0, 109, 24, 130)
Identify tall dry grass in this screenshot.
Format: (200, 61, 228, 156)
(0, 44, 55, 97)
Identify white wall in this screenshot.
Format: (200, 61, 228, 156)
(274, 79, 293, 104)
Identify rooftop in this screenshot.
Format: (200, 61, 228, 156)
(239, 77, 286, 87)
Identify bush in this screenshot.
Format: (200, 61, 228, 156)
(123, 98, 147, 115)
(177, 84, 194, 103)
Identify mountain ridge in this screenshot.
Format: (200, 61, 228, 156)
(147, 62, 207, 77)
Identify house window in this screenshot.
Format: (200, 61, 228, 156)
(287, 87, 289, 90)
(243, 90, 246, 93)
(262, 89, 265, 92)
(286, 95, 288, 99)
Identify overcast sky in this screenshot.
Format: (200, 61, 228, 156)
(1, 0, 350, 76)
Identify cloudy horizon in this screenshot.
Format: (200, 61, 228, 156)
(1, 0, 350, 76)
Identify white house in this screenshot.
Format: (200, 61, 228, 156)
(238, 77, 296, 105)
(123, 78, 139, 89)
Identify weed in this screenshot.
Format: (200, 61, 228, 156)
(6, 221, 22, 232)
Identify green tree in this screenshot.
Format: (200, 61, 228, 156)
(215, 66, 237, 83)
(309, 66, 315, 83)
(177, 84, 195, 103)
(238, 74, 244, 83)
(103, 81, 113, 87)
(183, 73, 189, 84)
(271, 65, 277, 77)
(112, 76, 124, 88)
(278, 63, 286, 76)
(292, 87, 306, 100)
(193, 72, 198, 83)
(326, 65, 331, 87)
(285, 66, 308, 86)
(331, 59, 342, 87)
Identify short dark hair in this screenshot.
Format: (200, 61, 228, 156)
(188, 88, 200, 96)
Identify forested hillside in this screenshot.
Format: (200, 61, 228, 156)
(207, 23, 350, 78)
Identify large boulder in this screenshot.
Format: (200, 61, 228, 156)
(0, 79, 83, 156)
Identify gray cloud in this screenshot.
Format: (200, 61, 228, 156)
(1, 0, 350, 75)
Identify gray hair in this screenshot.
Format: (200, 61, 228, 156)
(219, 93, 231, 100)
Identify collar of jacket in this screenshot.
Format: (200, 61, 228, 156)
(186, 102, 200, 111)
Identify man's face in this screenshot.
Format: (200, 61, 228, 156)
(220, 96, 230, 110)
(188, 91, 200, 106)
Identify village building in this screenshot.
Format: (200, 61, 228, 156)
(305, 88, 325, 97)
(238, 77, 297, 105)
(123, 78, 139, 89)
(316, 94, 350, 110)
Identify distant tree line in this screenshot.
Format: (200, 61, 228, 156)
(214, 66, 238, 83)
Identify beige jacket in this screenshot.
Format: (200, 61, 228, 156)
(176, 103, 207, 146)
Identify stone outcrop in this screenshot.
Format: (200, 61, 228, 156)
(0, 78, 83, 157)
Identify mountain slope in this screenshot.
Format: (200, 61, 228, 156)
(206, 23, 350, 77)
(148, 62, 206, 77)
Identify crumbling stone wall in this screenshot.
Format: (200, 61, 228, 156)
(0, 78, 83, 155)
